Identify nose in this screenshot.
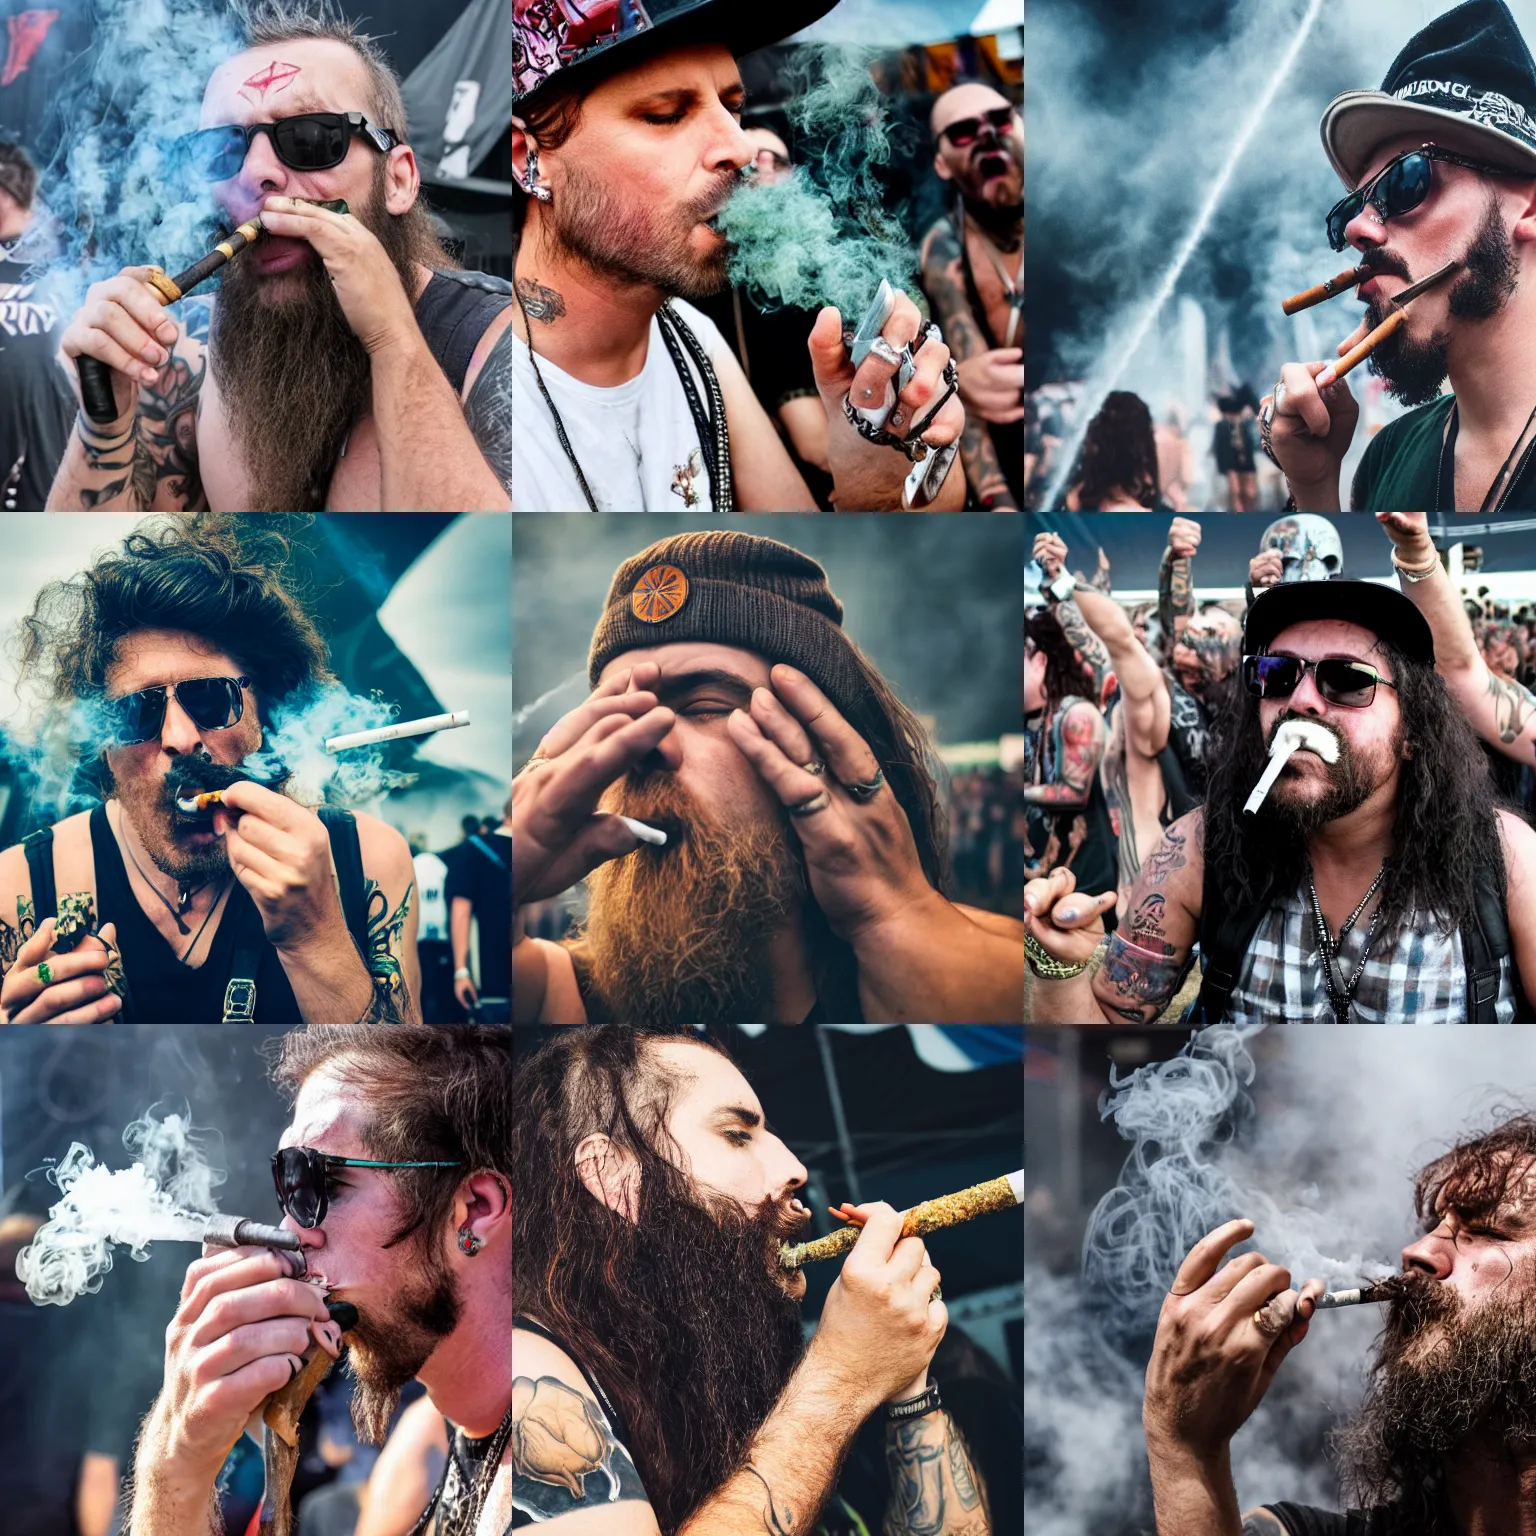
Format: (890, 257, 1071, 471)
(233, 128, 291, 210)
(1344, 196, 1387, 253)
(159, 695, 208, 755)
(1286, 665, 1328, 717)
(1402, 1220, 1455, 1279)
(768, 1138, 809, 1202)
(635, 728, 684, 775)
(705, 101, 753, 176)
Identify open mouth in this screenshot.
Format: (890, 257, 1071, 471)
(976, 151, 1011, 180)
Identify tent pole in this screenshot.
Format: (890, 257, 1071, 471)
(815, 1027, 863, 1206)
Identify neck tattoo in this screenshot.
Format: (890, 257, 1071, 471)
(516, 276, 565, 325)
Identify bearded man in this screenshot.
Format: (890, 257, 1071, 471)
(511, 0, 966, 512)
(512, 531, 1023, 1024)
(512, 1025, 992, 1536)
(128, 1024, 512, 1536)
(1261, 0, 1536, 513)
(0, 515, 419, 1025)
(1144, 1114, 1536, 1536)
(48, 8, 512, 513)
(1026, 578, 1536, 1023)
(918, 83, 1024, 510)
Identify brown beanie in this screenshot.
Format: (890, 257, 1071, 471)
(587, 531, 875, 725)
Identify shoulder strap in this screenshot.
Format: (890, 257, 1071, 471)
(658, 302, 734, 512)
(1191, 854, 1268, 1025)
(414, 269, 513, 396)
(1463, 861, 1528, 1022)
(320, 809, 368, 952)
(22, 826, 57, 923)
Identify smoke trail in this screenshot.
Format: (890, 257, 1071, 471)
(40, 0, 245, 311)
(512, 667, 589, 735)
(1040, 0, 1327, 512)
(252, 680, 417, 807)
(17, 1105, 226, 1307)
(719, 47, 918, 320)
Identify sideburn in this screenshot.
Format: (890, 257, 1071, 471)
(210, 161, 433, 511)
(581, 776, 805, 1024)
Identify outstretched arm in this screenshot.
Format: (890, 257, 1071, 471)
(1074, 586, 1171, 758)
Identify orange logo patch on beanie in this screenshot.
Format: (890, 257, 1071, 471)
(631, 564, 689, 623)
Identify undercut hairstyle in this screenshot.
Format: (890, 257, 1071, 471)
(514, 1027, 785, 1535)
(1202, 635, 1508, 941)
(18, 513, 333, 724)
(271, 1023, 512, 1253)
(1076, 390, 1158, 511)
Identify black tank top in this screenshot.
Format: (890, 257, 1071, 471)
(414, 269, 512, 396)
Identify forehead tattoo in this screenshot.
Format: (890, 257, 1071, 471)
(240, 60, 302, 103)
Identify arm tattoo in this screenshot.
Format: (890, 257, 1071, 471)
(1485, 671, 1536, 753)
(134, 347, 207, 509)
(1093, 929, 1188, 1024)
(1141, 825, 1188, 885)
(884, 1419, 945, 1536)
(362, 878, 413, 1012)
(463, 322, 514, 495)
(1022, 705, 1102, 806)
(0, 896, 33, 976)
(510, 1374, 648, 1519)
(921, 223, 1017, 510)
(516, 276, 565, 324)
(1053, 598, 1110, 696)
(947, 1432, 981, 1511)
(743, 1464, 798, 1536)
(1159, 550, 1194, 637)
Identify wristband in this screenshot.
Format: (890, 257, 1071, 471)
(1026, 931, 1089, 980)
(885, 1383, 942, 1421)
(1390, 546, 1440, 582)
(454, 967, 472, 980)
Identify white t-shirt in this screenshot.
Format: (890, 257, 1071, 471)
(512, 299, 730, 512)
(413, 851, 449, 943)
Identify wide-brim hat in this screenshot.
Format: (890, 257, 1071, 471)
(515, 0, 840, 106)
(1244, 579, 1435, 667)
(1320, 0, 1536, 187)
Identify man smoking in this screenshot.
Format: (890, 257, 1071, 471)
(48, 7, 513, 513)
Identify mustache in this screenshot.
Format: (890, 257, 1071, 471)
(162, 752, 290, 815)
(1358, 249, 1413, 286)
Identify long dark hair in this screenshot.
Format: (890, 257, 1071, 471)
(1075, 390, 1157, 510)
(1026, 609, 1095, 723)
(1201, 638, 1507, 938)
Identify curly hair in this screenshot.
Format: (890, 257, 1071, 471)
(1201, 636, 1508, 940)
(1027, 608, 1095, 721)
(1075, 391, 1158, 511)
(17, 513, 334, 723)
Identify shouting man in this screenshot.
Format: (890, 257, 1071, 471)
(511, 0, 967, 512)
(50, 8, 512, 512)
(1262, 0, 1536, 513)
(128, 1024, 512, 1536)
(919, 82, 1024, 510)
(1145, 1113, 1536, 1535)
(512, 1026, 992, 1536)
(513, 531, 1023, 1024)
(1026, 578, 1536, 1024)
(0, 515, 419, 1025)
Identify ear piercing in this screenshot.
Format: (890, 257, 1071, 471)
(523, 146, 552, 203)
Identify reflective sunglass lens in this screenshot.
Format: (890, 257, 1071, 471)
(1318, 662, 1376, 705)
(275, 115, 349, 169)
(178, 677, 242, 730)
(113, 689, 167, 744)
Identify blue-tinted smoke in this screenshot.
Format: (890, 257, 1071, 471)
(720, 47, 919, 319)
(253, 680, 417, 805)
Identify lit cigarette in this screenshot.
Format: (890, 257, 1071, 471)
(1243, 719, 1339, 815)
(1256, 1284, 1384, 1332)
(324, 710, 470, 753)
(618, 816, 667, 846)
(175, 790, 224, 814)
(1282, 265, 1364, 315)
(779, 1170, 1023, 1268)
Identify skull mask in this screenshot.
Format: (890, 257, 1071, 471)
(1259, 514, 1343, 582)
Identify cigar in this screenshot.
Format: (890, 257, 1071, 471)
(1316, 259, 1460, 387)
(78, 200, 350, 425)
(201, 1215, 303, 1252)
(1243, 719, 1339, 815)
(1282, 265, 1365, 315)
(323, 709, 471, 753)
(175, 790, 224, 814)
(779, 1170, 1023, 1269)
(618, 816, 667, 846)
(1255, 1284, 1384, 1333)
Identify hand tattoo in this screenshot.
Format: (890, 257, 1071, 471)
(516, 277, 566, 324)
(510, 1374, 647, 1517)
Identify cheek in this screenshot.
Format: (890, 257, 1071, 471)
(681, 730, 783, 827)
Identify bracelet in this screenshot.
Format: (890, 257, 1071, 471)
(454, 967, 471, 980)
(1390, 546, 1441, 582)
(1026, 931, 1089, 980)
(885, 1383, 942, 1421)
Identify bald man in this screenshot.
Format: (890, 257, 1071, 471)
(920, 82, 1024, 509)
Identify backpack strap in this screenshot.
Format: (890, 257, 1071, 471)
(1462, 861, 1527, 1022)
(21, 826, 57, 924)
(1189, 852, 1268, 1025)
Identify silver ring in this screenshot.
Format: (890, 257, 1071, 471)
(1260, 400, 1274, 427)
(801, 760, 826, 776)
(1273, 380, 1287, 415)
(841, 768, 886, 802)
(867, 335, 903, 368)
(788, 790, 832, 817)
(521, 753, 552, 773)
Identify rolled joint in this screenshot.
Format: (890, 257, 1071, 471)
(203, 1214, 303, 1252)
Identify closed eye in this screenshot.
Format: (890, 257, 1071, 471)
(724, 1130, 752, 1147)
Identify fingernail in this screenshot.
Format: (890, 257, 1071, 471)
(1317, 368, 1336, 387)
(157, 322, 177, 343)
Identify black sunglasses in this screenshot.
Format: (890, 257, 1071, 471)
(180, 111, 398, 182)
(940, 105, 1014, 148)
(271, 1145, 463, 1229)
(108, 675, 251, 745)
(1242, 654, 1398, 708)
(1325, 143, 1523, 252)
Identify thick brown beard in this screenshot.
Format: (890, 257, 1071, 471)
(209, 160, 435, 510)
(346, 1229, 463, 1445)
(580, 774, 805, 1025)
(1337, 1266, 1536, 1524)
